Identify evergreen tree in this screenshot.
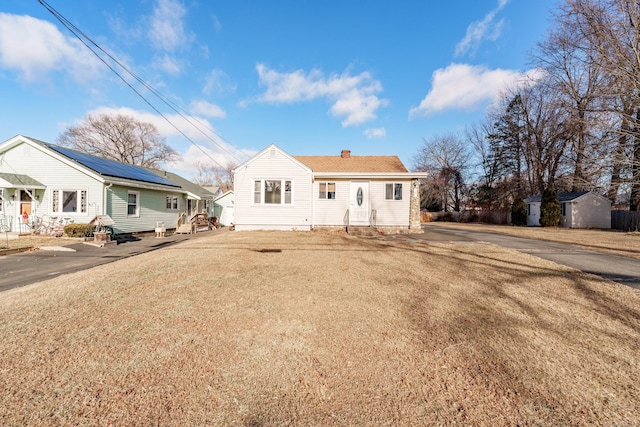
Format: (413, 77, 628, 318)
(511, 196, 527, 226)
(539, 188, 560, 227)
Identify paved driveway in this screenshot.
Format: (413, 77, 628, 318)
(0, 231, 218, 293)
(392, 224, 640, 289)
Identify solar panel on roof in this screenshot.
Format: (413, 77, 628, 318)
(47, 144, 181, 188)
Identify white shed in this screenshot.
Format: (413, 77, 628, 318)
(525, 191, 611, 228)
(213, 190, 234, 226)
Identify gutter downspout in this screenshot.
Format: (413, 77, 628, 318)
(311, 173, 315, 230)
(103, 183, 113, 215)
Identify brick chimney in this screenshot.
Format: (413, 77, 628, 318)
(341, 149, 351, 158)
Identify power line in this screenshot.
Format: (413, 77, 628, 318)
(36, 0, 245, 169)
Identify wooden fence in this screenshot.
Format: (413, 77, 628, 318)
(611, 210, 640, 231)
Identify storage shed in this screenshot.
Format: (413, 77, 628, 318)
(525, 191, 611, 228)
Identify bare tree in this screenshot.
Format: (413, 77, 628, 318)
(58, 114, 180, 167)
(564, 0, 640, 209)
(532, 14, 608, 192)
(192, 160, 235, 192)
(413, 133, 470, 212)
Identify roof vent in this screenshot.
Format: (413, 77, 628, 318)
(341, 149, 351, 158)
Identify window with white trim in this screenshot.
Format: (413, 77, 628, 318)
(561, 202, 566, 216)
(51, 189, 87, 213)
(319, 182, 336, 200)
(127, 191, 140, 217)
(385, 183, 403, 200)
(0, 188, 3, 213)
(166, 195, 179, 210)
(253, 179, 292, 205)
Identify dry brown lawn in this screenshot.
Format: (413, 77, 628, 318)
(0, 234, 82, 251)
(428, 222, 640, 260)
(1, 231, 639, 426)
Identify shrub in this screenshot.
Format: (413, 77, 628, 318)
(63, 223, 95, 238)
(539, 188, 560, 227)
(511, 196, 527, 226)
(434, 212, 454, 222)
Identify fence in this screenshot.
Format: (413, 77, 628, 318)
(611, 210, 640, 231)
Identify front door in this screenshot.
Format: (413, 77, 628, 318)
(349, 181, 370, 226)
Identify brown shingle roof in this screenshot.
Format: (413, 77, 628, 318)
(294, 155, 408, 173)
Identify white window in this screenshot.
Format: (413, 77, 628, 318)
(0, 188, 3, 213)
(385, 183, 403, 201)
(166, 195, 179, 210)
(319, 182, 336, 200)
(127, 191, 139, 217)
(253, 179, 292, 205)
(51, 190, 87, 213)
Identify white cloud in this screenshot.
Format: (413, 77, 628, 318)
(254, 63, 388, 127)
(0, 13, 101, 83)
(148, 0, 192, 52)
(364, 128, 386, 139)
(455, 0, 509, 57)
(203, 69, 236, 96)
(409, 63, 541, 117)
(153, 53, 182, 75)
(170, 144, 255, 178)
(189, 100, 226, 119)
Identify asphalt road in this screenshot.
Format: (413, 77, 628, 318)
(408, 224, 640, 289)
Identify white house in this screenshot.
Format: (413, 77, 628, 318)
(525, 191, 611, 228)
(213, 190, 234, 227)
(233, 144, 426, 233)
(0, 135, 206, 234)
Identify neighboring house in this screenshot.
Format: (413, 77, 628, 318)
(525, 191, 612, 228)
(0, 135, 198, 234)
(233, 144, 426, 232)
(147, 169, 216, 219)
(212, 190, 234, 226)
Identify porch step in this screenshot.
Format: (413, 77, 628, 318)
(347, 226, 381, 237)
(175, 224, 193, 234)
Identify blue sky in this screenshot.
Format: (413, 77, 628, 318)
(1, 0, 557, 178)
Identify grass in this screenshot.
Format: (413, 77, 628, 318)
(0, 230, 639, 425)
(428, 222, 640, 260)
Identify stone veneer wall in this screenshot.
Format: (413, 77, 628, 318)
(409, 178, 422, 233)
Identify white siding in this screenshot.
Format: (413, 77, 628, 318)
(371, 180, 411, 227)
(526, 202, 541, 226)
(568, 194, 611, 229)
(234, 147, 312, 231)
(312, 179, 411, 227)
(1, 141, 103, 231)
(313, 180, 350, 226)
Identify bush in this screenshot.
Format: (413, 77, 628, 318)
(539, 188, 560, 227)
(63, 223, 95, 238)
(511, 196, 527, 226)
(434, 212, 454, 222)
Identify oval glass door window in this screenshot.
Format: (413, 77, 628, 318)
(357, 187, 363, 206)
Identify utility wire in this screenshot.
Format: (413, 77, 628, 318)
(36, 0, 245, 169)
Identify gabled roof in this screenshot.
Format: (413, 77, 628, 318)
(294, 155, 408, 173)
(526, 191, 610, 203)
(233, 144, 312, 173)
